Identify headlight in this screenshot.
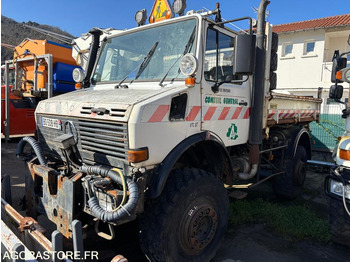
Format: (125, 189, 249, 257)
(173, 0, 187, 16)
(72, 68, 85, 83)
(180, 54, 198, 76)
(330, 179, 350, 199)
(340, 67, 350, 83)
(135, 9, 147, 26)
(344, 68, 350, 83)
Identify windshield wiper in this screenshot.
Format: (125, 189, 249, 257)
(115, 41, 159, 88)
(133, 41, 159, 83)
(159, 27, 196, 87)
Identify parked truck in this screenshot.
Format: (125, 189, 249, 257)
(14, 0, 322, 260)
(1, 38, 80, 140)
(324, 34, 350, 247)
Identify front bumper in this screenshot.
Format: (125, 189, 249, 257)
(26, 159, 83, 239)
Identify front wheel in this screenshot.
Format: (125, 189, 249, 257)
(140, 168, 229, 262)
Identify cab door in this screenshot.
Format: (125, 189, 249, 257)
(201, 26, 251, 146)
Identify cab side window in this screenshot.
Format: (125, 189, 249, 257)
(204, 28, 240, 82)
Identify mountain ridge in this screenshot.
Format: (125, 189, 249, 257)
(1, 15, 75, 62)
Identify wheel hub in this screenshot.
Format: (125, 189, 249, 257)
(180, 204, 218, 254)
(294, 160, 307, 185)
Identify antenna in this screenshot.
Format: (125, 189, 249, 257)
(22, 24, 74, 45)
(202, 6, 248, 33)
(252, 6, 270, 20)
(1, 43, 16, 50)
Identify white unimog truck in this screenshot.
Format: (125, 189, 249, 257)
(324, 34, 350, 247)
(15, 0, 322, 260)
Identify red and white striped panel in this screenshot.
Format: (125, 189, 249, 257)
(186, 106, 201, 121)
(267, 109, 319, 121)
(267, 109, 276, 120)
(143, 105, 251, 123)
(147, 105, 170, 123)
(300, 109, 316, 118)
(279, 109, 299, 119)
(202, 106, 250, 121)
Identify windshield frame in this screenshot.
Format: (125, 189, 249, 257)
(91, 16, 199, 86)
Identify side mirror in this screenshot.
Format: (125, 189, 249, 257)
(233, 34, 256, 75)
(329, 84, 343, 100)
(331, 57, 347, 83)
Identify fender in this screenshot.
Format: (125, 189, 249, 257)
(291, 128, 312, 159)
(148, 131, 233, 199)
(270, 126, 311, 159)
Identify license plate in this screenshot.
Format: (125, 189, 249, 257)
(42, 117, 61, 130)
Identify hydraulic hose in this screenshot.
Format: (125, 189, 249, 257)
(16, 136, 47, 166)
(334, 167, 350, 216)
(342, 184, 350, 216)
(80, 165, 139, 223)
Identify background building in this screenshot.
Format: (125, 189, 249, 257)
(274, 14, 350, 150)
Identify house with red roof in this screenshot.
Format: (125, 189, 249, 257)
(273, 14, 350, 149)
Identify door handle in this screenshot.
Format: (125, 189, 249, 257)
(239, 102, 248, 106)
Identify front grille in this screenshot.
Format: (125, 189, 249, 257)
(37, 115, 129, 167)
(79, 120, 128, 161)
(79, 106, 127, 118)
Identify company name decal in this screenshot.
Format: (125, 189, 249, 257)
(205, 96, 239, 105)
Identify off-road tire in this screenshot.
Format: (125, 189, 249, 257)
(270, 52, 278, 72)
(271, 32, 279, 52)
(270, 72, 277, 91)
(139, 168, 229, 262)
(273, 146, 307, 199)
(330, 198, 350, 247)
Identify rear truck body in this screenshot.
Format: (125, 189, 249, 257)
(15, 0, 322, 260)
(1, 39, 81, 140)
(324, 34, 350, 247)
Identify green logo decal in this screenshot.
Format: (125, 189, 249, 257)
(226, 123, 238, 140)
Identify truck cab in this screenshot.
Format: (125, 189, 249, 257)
(324, 34, 350, 247)
(37, 12, 255, 169)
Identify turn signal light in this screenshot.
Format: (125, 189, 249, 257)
(128, 148, 149, 163)
(336, 71, 342, 80)
(75, 83, 82, 89)
(185, 77, 195, 87)
(339, 149, 350, 161)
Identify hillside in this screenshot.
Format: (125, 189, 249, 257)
(1, 16, 75, 62)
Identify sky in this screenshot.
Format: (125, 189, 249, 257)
(2, 0, 350, 37)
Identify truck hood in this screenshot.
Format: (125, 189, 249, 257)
(35, 87, 170, 122)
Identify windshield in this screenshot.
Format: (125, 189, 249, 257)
(92, 19, 197, 84)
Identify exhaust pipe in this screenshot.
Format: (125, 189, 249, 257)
(249, 0, 270, 145)
(238, 144, 260, 180)
(240, 0, 269, 180)
(83, 28, 103, 88)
